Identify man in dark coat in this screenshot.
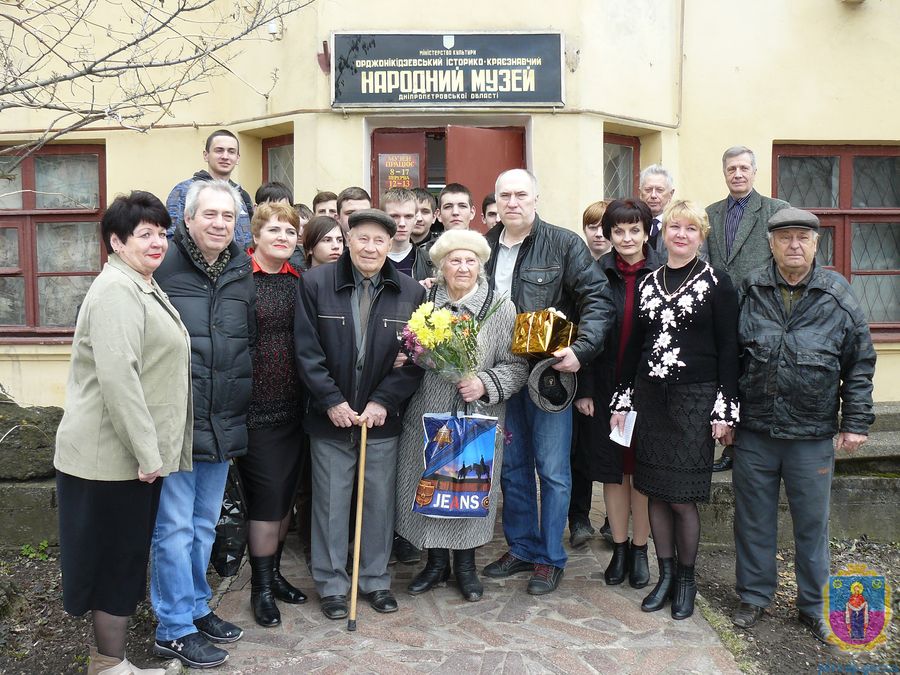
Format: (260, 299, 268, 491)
(151, 180, 257, 669)
(730, 207, 875, 645)
(294, 209, 425, 620)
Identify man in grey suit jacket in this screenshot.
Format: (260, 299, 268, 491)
(706, 146, 789, 286)
(706, 145, 788, 472)
(639, 164, 675, 263)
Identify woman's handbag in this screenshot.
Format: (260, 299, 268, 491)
(211, 461, 249, 577)
(411, 412, 498, 518)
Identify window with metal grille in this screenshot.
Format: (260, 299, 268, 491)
(603, 133, 640, 200)
(262, 135, 294, 198)
(0, 146, 106, 338)
(774, 145, 899, 337)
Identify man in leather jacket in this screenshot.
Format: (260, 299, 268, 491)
(482, 168, 615, 595)
(730, 207, 875, 645)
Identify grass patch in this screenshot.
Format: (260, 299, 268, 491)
(696, 594, 760, 674)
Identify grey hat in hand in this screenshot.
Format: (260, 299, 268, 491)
(527, 357, 577, 413)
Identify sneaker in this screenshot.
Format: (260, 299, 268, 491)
(568, 521, 595, 548)
(392, 533, 422, 565)
(599, 517, 614, 545)
(193, 612, 243, 644)
(483, 551, 533, 578)
(527, 564, 564, 595)
(153, 632, 227, 669)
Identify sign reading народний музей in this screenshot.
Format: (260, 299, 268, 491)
(331, 32, 564, 108)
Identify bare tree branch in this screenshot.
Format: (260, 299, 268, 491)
(0, 0, 316, 171)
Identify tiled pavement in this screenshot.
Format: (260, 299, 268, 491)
(211, 497, 740, 674)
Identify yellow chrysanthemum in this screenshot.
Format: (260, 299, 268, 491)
(407, 302, 434, 336)
(429, 308, 453, 343)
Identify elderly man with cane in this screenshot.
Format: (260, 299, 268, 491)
(294, 209, 425, 621)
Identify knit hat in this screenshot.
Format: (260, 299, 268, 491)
(429, 230, 492, 267)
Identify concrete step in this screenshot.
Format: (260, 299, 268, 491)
(835, 429, 900, 473)
(701, 472, 899, 546)
(871, 401, 900, 433)
(0, 479, 57, 549)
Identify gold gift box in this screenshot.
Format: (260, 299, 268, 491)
(512, 308, 575, 356)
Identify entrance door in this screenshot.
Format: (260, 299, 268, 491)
(446, 126, 526, 234)
(370, 125, 526, 231)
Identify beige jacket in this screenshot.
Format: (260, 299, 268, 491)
(54, 255, 193, 481)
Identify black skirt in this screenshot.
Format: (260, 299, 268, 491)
(238, 418, 304, 521)
(632, 376, 716, 503)
(56, 471, 162, 617)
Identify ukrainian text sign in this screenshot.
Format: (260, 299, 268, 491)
(332, 32, 564, 107)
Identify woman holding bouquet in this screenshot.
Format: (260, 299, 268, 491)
(395, 230, 528, 602)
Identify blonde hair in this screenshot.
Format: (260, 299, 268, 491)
(251, 201, 300, 239)
(662, 199, 710, 239)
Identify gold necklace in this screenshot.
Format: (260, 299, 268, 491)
(662, 257, 700, 296)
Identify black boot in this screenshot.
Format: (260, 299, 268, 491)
(641, 557, 676, 612)
(629, 542, 650, 589)
(250, 555, 281, 627)
(671, 564, 697, 620)
(453, 548, 483, 602)
(604, 539, 630, 585)
(272, 541, 307, 604)
(407, 548, 450, 595)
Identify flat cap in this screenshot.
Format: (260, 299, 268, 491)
(348, 208, 396, 237)
(767, 207, 820, 232)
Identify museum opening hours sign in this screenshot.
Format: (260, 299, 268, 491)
(332, 32, 564, 107)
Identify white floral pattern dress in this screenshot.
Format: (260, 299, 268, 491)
(610, 259, 739, 503)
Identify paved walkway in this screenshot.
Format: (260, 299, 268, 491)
(211, 498, 740, 674)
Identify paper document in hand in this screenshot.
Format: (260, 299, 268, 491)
(609, 411, 637, 447)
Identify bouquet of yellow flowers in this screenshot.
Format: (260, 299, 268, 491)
(400, 300, 501, 382)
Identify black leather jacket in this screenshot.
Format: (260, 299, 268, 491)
(155, 227, 257, 462)
(294, 250, 426, 442)
(485, 215, 615, 365)
(737, 262, 876, 439)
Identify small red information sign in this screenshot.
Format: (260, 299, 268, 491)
(378, 153, 420, 193)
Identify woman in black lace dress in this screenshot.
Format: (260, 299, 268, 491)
(611, 200, 739, 620)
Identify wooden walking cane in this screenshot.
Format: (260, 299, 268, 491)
(347, 421, 368, 631)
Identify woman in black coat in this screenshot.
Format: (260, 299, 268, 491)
(573, 199, 660, 588)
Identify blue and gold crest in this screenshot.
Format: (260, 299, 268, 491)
(824, 563, 892, 651)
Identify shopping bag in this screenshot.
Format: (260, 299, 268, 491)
(211, 461, 248, 577)
(412, 412, 498, 518)
(511, 308, 575, 357)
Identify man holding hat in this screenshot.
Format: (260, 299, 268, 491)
(294, 208, 426, 619)
(483, 169, 615, 595)
(731, 207, 875, 644)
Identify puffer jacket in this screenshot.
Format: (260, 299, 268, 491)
(737, 262, 876, 439)
(294, 250, 426, 442)
(155, 226, 257, 462)
(485, 215, 615, 366)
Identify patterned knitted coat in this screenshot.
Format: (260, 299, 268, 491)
(394, 282, 528, 550)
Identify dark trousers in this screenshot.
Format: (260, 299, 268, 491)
(733, 428, 834, 616)
(568, 461, 593, 527)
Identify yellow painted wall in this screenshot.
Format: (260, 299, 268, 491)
(2, 0, 899, 406)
